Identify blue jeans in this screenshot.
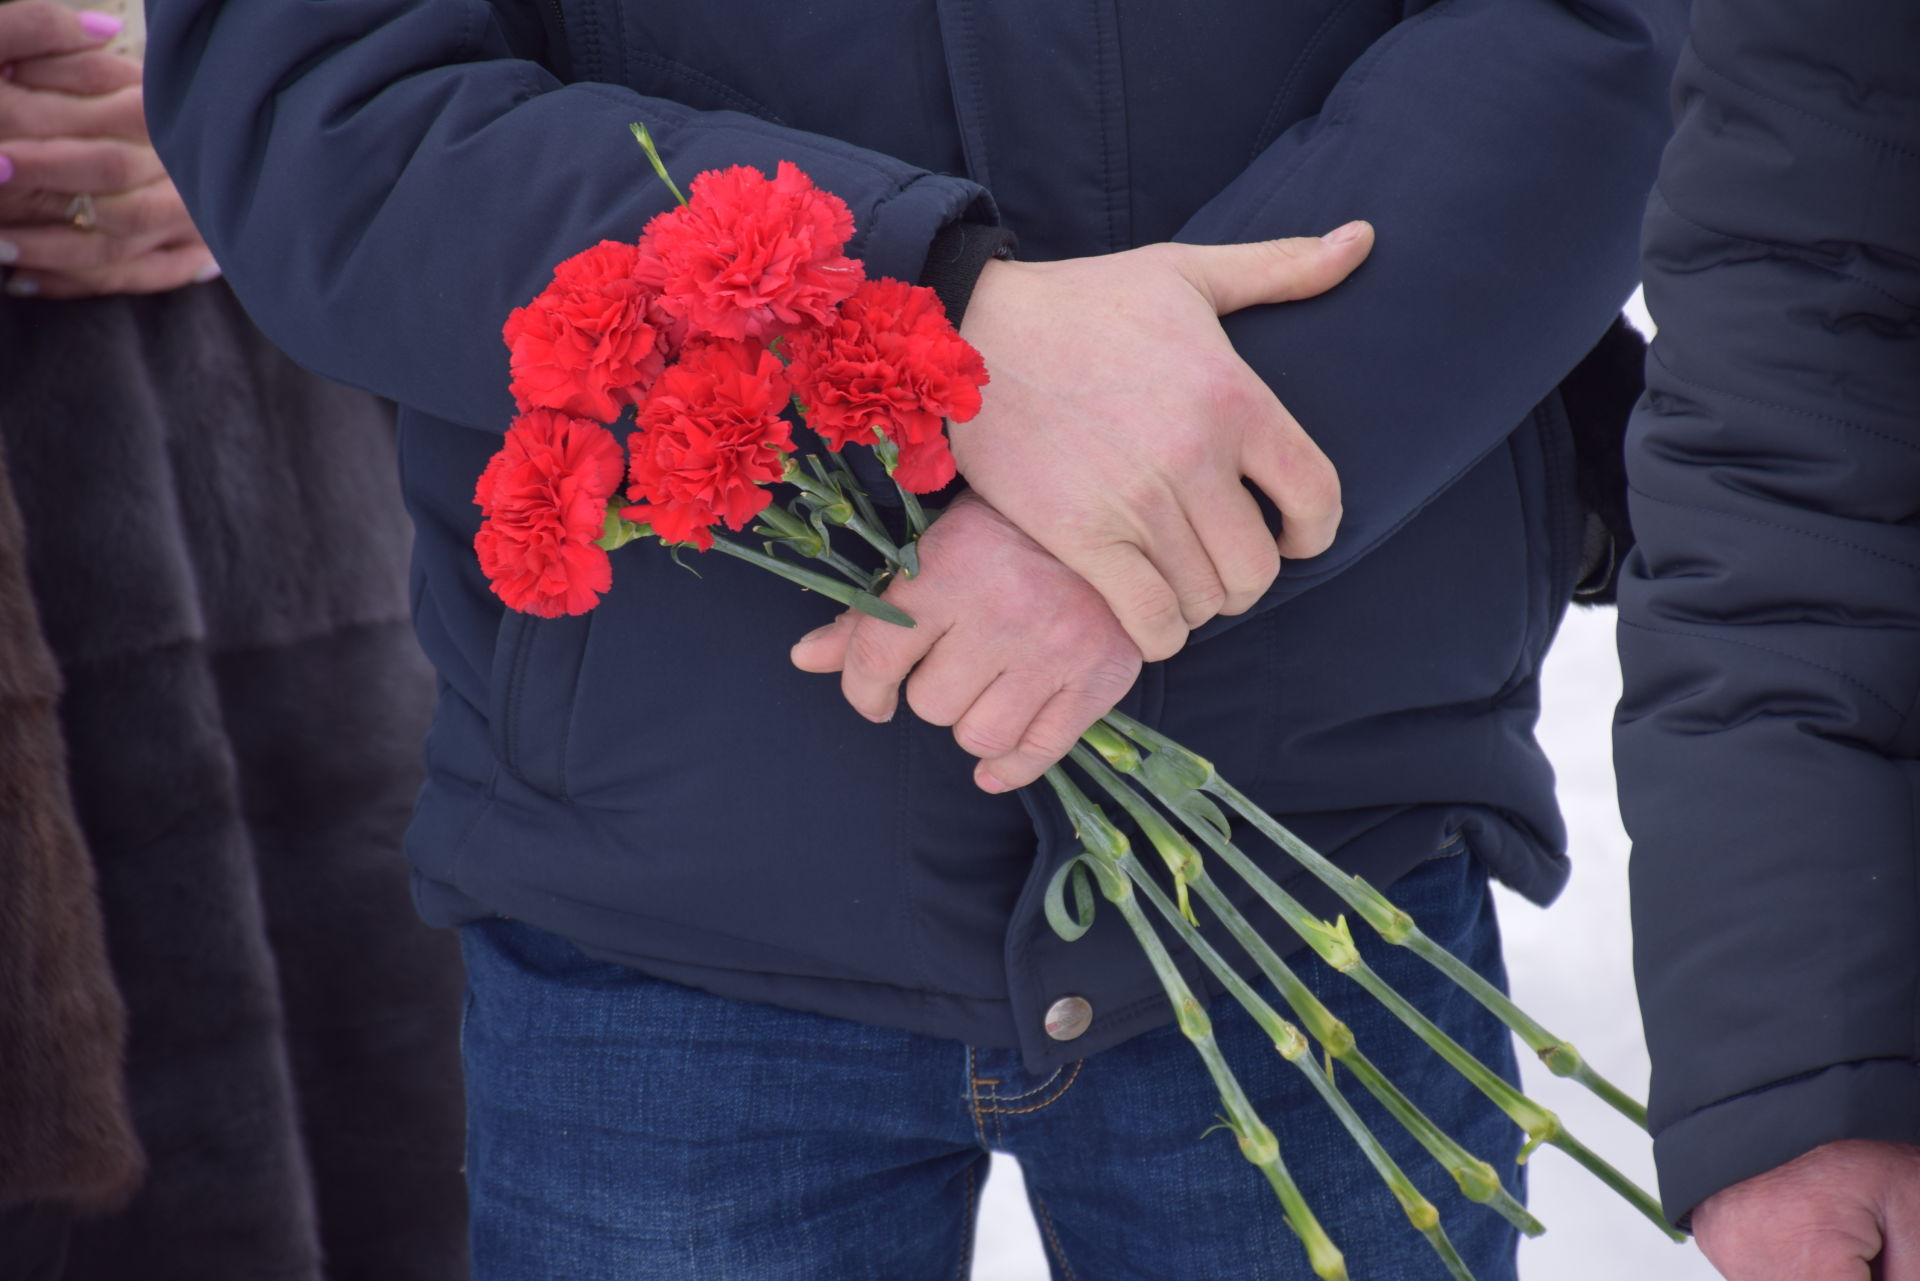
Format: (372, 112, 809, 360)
(460, 844, 1524, 1280)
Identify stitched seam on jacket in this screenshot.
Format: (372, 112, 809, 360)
(627, 50, 789, 125)
(1686, 45, 1920, 163)
(1627, 486, 1920, 578)
(575, 86, 914, 189)
(1232, 0, 1457, 237)
(1250, 0, 1360, 160)
(1647, 348, 1920, 453)
(1617, 618, 1904, 716)
(1650, 195, 1920, 311)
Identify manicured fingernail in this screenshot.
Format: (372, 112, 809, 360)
(77, 11, 124, 39)
(1323, 220, 1367, 245)
(5, 275, 40, 297)
(0, 155, 14, 183)
(0, 241, 17, 266)
(194, 262, 224, 283)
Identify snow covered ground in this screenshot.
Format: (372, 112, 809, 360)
(970, 603, 1725, 1280)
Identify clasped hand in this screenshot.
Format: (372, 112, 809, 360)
(0, 0, 217, 297)
(793, 225, 1374, 791)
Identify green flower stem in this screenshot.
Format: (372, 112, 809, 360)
(894, 483, 930, 540)
(789, 458, 916, 578)
(1106, 840, 1483, 1281)
(1044, 769, 1348, 1281)
(1067, 745, 1541, 1240)
(1085, 733, 1681, 1247)
(705, 534, 915, 627)
(842, 513, 911, 571)
(1099, 708, 1649, 1132)
(825, 450, 893, 546)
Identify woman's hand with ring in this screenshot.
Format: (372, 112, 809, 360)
(0, 0, 217, 297)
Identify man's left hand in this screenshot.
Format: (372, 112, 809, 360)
(789, 491, 1142, 793)
(1692, 1139, 1920, 1280)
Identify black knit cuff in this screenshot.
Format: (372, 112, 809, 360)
(918, 221, 1017, 326)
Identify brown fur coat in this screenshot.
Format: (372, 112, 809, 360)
(0, 435, 144, 1219)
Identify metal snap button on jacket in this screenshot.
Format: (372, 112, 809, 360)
(1044, 996, 1093, 1042)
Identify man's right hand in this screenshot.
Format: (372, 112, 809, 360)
(951, 223, 1373, 662)
(1692, 1139, 1920, 1280)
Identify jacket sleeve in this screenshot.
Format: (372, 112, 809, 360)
(141, 0, 989, 435)
(1614, 0, 1920, 1226)
(1180, 0, 1686, 640)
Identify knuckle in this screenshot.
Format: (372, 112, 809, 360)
(1177, 582, 1226, 623)
(954, 718, 1018, 760)
(1014, 724, 1077, 769)
(1082, 652, 1143, 697)
(903, 675, 965, 728)
(844, 624, 906, 681)
(95, 146, 137, 193)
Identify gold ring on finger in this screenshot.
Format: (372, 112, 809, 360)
(64, 193, 98, 231)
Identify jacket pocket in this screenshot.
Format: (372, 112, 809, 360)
(488, 609, 595, 800)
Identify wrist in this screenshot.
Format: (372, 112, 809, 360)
(918, 220, 1016, 328)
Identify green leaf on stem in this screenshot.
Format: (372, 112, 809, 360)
(1044, 858, 1098, 943)
(849, 591, 915, 627)
(628, 122, 689, 206)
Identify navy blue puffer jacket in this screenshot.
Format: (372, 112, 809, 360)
(1618, 0, 1920, 1226)
(144, 0, 1681, 1074)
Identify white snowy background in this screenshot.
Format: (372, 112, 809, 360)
(971, 297, 1728, 1281)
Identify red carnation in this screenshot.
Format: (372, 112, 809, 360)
(504, 240, 668, 422)
(621, 340, 795, 550)
(784, 277, 988, 493)
(638, 162, 863, 342)
(474, 409, 626, 617)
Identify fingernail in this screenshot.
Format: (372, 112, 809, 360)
(865, 704, 895, 725)
(976, 768, 1008, 795)
(795, 624, 835, 647)
(0, 241, 17, 266)
(193, 262, 224, 283)
(2, 65, 14, 82)
(77, 11, 125, 39)
(5, 275, 39, 297)
(0, 155, 13, 183)
(1323, 220, 1367, 245)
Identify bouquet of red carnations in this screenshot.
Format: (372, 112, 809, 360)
(470, 128, 1681, 1281)
(475, 126, 980, 624)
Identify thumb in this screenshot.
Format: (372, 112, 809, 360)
(1179, 221, 1375, 316)
(790, 612, 856, 674)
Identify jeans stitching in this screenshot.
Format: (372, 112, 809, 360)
(952, 1162, 978, 1281)
(1034, 1196, 1082, 1281)
(981, 1060, 1084, 1117)
(965, 1047, 993, 1148)
(984, 1065, 1063, 1106)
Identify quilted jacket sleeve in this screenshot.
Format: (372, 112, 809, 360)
(1614, 0, 1920, 1225)
(140, 0, 988, 435)
(1179, 0, 1686, 637)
